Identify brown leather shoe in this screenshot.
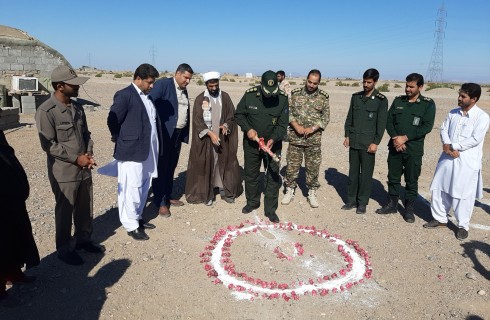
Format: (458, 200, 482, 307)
(170, 199, 184, 207)
(158, 205, 171, 218)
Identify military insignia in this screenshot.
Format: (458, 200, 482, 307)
(423, 97, 432, 101)
(272, 117, 277, 125)
(416, 98, 420, 103)
(69, 68, 77, 76)
(371, 96, 375, 99)
(267, 80, 274, 86)
(248, 105, 257, 110)
(413, 116, 421, 126)
(319, 89, 329, 98)
(291, 88, 302, 95)
(376, 93, 386, 99)
(396, 106, 404, 110)
(369, 112, 374, 119)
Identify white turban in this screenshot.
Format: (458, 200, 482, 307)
(203, 71, 220, 82)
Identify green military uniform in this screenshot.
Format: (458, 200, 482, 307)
(385, 94, 436, 200)
(344, 89, 388, 205)
(235, 85, 289, 217)
(285, 87, 330, 190)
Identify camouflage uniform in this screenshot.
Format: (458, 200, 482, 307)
(284, 87, 330, 189)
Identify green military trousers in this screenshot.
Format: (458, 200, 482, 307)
(386, 149, 422, 200)
(347, 148, 375, 205)
(243, 143, 282, 216)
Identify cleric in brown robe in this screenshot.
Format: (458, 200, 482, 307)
(0, 129, 40, 299)
(185, 72, 243, 205)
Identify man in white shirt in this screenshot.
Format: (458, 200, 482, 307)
(107, 64, 160, 241)
(423, 83, 490, 240)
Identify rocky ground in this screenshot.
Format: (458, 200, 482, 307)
(1, 75, 489, 320)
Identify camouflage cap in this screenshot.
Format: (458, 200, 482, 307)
(261, 70, 279, 96)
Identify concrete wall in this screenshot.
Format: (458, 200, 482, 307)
(0, 37, 71, 90)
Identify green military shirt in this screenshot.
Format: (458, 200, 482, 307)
(235, 86, 289, 143)
(344, 89, 388, 150)
(35, 94, 93, 182)
(386, 94, 436, 155)
(287, 87, 330, 146)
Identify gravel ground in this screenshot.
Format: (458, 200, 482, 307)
(1, 75, 489, 320)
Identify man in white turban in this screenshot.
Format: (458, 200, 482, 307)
(185, 72, 243, 205)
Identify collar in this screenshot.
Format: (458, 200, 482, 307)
(51, 94, 74, 113)
(173, 77, 184, 91)
(132, 82, 145, 95)
(459, 104, 479, 117)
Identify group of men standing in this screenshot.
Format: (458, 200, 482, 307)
(28, 63, 489, 271)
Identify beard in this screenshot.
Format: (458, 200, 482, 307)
(208, 88, 220, 97)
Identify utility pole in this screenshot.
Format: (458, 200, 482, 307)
(426, 4, 446, 83)
(150, 45, 157, 66)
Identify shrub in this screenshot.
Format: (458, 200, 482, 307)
(320, 82, 327, 86)
(234, 74, 239, 77)
(394, 83, 402, 88)
(95, 73, 102, 77)
(289, 81, 297, 85)
(222, 77, 229, 81)
(249, 83, 255, 86)
(351, 82, 360, 87)
(123, 72, 133, 77)
(196, 79, 204, 86)
(335, 81, 349, 87)
(425, 83, 454, 91)
(114, 73, 122, 78)
(229, 78, 236, 82)
(377, 83, 390, 92)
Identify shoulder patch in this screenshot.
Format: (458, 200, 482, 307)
(319, 89, 329, 98)
(291, 87, 302, 95)
(279, 90, 288, 97)
(423, 97, 432, 102)
(376, 93, 386, 99)
(246, 86, 258, 93)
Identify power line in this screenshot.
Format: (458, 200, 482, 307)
(426, 4, 446, 83)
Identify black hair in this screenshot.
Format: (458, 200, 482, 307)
(176, 63, 194, 75)
(307, 69, 321, 82)
(406, 73, 424, 87)
(133, 63, 159, 80)
(363, 68, 379, 81)
(276, 70, 285, 77)
(460, 83, 481, 102)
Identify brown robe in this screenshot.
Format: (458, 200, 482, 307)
(185, 91, 243, 203)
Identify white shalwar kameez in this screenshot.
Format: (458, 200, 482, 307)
(118, 84, 159, 232)
(430, 105, 489, 230)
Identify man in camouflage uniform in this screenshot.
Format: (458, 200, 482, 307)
(235, 70, 289, 223)
(282, 69, 330, 208)
(376, 73, 436, 223)
(342, 68, 388, 214)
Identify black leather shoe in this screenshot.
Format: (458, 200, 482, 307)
(76, 242, 106, 253)
(403, 212, 415, 223)
(242, 204, 259, 214)
(128, 228, 149, 241)
(456, 228, 468, 240)
(341, 203, 356, 210)
(266, 212, 280, 223)
(58, 251, 84, 266)
(356, 204, 367, 214)
(139, 220, 156, 230)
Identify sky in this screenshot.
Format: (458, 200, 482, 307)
(1, 0, 489, 83)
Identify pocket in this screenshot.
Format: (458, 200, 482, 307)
(56, 123, 74, 142)
(366, 105, 378, 121)
(411, 109, 425, 127)
(461, 125, 473, 138)
(121, 135, 138, 141)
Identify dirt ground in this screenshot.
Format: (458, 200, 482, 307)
(1, 75, 489, 320)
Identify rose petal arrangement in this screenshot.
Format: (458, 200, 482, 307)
(199, 220, 373, 301)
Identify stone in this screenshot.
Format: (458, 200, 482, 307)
(477, 290, 486, 296)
